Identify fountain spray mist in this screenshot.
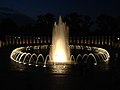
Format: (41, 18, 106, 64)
(50, 16, 70, 63)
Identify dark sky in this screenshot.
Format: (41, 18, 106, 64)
(0, 0, 120, 19)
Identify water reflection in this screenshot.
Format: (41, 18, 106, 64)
(49, 64, 70, 74)
(10, 59, 109, 75)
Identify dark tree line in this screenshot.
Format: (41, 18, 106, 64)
(95, 14, 120, 35)
(64, 12, 93, 36)
(0, 12, 120, 38)
(35, 13, 55, 36)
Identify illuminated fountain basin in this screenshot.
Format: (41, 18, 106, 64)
(10, 45, 110, 67)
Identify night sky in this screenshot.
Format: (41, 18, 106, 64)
(0, 0, 120, 19)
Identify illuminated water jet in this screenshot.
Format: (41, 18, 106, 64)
(49, 16, 70, 63)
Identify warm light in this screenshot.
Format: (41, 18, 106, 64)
(51, 39, 69, 62)
(50, 16, 70, 63)
(18, 62, 22, 64)
(28, 64, 31, 66)
(117, 37, 120, 40)
(35, 65, 38, 67)
(23, 63, 26, 65)
(53, 49, 67, 62)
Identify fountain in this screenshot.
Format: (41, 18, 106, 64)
(10, 16, 110, 68)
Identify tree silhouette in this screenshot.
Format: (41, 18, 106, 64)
(114, 16, 120, 35)
(64, 12, 93, 36)
(0, 18, 18, 35)
(36, 13, 55, 36)
(64, 12, 82, 36)
(82, 15, 93, 34)
(19, 23, 33, 36)
(95, 14, 115, 35)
